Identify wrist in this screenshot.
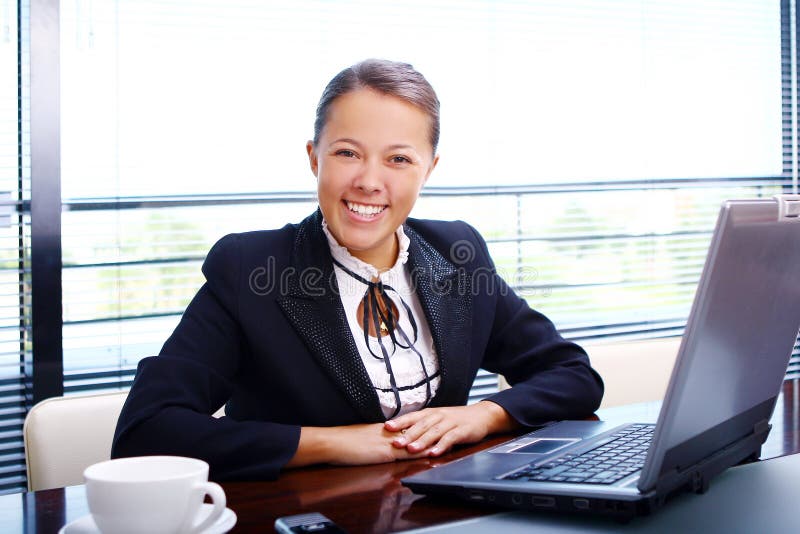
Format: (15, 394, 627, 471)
(287, 426, 336, 467)
(477, 400, 518, 434)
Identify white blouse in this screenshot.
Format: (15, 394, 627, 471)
(322, 221, 441, 419)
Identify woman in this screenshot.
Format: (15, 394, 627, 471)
(112, 59, 603, 480)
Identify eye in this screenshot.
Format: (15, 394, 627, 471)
(390, 155, 412, 164)
(335, 149, 357, 158)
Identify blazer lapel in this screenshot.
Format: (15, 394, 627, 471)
(405, 225, 474, 407)
(276, 211, 385, 423)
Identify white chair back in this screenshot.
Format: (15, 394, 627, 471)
(23, 391, 128, 491)
(497, 337, 681, 409)
(582, 337, 681, 408)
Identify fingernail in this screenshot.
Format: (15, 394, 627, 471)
(429, 447, 440, 456)
(394, 438, 407, 446)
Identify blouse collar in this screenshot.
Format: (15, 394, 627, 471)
(322, 219, 410, 280)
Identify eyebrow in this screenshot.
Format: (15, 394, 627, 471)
(331, 138, 363, 147)
(331, 138, 419, 153)
(387, 144, 417, 152)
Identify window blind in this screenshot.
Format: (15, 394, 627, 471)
(57, 1, 789, 398)
(0, 0, 30, 494)
(3, 0, 794, 494)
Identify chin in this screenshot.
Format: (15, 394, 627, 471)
(343, 239, 381, 254)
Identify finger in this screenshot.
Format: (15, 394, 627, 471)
(407, 420, 458, 453)
(384, 418, 403, 431)
(390, 428, 409, 448)
(382, 420, 405, 437)
(426, 427, 466, 457)
(389, 424, 415, 448)
(390, 443, 431, 461)
(405, 412, 447, 449)
(385, 413, 428, 448)
(396, 413, 446, 448)
(384, 411, 426, 431)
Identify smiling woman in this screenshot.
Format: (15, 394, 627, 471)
(310, 87, 438, 269)
(111, 59, 604, 481)
(309, 60, 440, 269)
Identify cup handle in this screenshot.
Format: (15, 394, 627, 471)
(185, 481, 227, 533)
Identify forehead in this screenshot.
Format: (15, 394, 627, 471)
(323, 89, 432, 150)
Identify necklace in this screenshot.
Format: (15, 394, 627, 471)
(356, 297, 399, 337)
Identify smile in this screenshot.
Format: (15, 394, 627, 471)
(346, 201, 387, 218)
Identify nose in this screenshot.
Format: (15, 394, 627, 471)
(353, 159, 383, 194)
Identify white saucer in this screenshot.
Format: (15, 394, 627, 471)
(59, 504, 237, 534)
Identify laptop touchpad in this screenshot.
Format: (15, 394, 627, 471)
(509, 438, 577, 454)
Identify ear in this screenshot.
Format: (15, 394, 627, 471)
(422, 153, 439, 186)
(306, 141, 319, 177)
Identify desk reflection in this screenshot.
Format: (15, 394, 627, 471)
(3, 379, 799, 534)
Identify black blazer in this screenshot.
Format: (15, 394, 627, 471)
(112, 210, 603, 481)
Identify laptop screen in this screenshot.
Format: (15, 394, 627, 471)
(639, 197, 800, 491)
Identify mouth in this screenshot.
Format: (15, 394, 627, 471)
(345, 200, 388, 218)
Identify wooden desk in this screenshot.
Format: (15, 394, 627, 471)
(5, 379, 800, 534)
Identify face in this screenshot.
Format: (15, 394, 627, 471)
(308, 88, 438, 269)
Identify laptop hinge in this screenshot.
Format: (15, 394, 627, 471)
(753, 418, 770, 437)
(773, 194, 800, 220)
(652, 421, 771, 498)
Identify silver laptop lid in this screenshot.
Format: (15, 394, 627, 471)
(638, 196, 800, 491)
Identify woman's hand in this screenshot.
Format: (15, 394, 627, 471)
(383, 401, 519, 457)
(285, 402, 519, 468)
(286, 423, 428, 468)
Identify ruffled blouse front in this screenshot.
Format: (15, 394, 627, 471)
(323, 221, 440, 419)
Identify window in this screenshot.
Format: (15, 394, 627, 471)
(60, 1, 781, 197)
(1, 0, 29, 493)
(2, 0, 796, 494)
(58, 0, 790, 396)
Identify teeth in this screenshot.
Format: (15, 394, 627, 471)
(346, 201, 386, 217)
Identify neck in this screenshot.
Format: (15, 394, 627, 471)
(350, 234, 399, 272)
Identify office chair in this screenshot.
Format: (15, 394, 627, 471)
(497, 337, 681, 409)
(23, 391, 228, 491)
(23, 391, 129, 491)
(583, 337, 680, 408)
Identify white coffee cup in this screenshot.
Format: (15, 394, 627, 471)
(84, 456, 226, 534)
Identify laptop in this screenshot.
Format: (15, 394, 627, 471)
(402, 196, 800, 520)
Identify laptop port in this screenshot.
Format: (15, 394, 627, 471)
(602, 500, 621, 512)
(573, 498, 591, 510)
(511, 494, 523, 505)
(531, 496, 556, 508)
(468, 490, 485, 502)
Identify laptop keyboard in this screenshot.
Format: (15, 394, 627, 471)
(499, 423, 655, 485)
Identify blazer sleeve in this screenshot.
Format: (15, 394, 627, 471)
(111, 234, 301, 481)
(466, 224, 605, 425)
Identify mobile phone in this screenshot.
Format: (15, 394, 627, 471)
(274, 512, 348, 533)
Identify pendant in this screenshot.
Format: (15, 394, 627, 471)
(357, 297, 400, 337)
